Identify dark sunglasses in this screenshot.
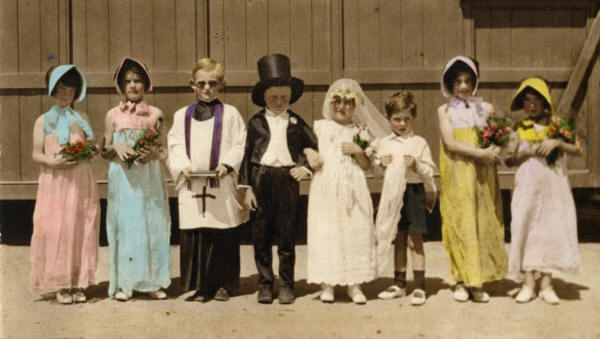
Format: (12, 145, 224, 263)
(192, 80, 219, 88)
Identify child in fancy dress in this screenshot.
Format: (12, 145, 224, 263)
(505, 77, 581, 304)
(102, 57, 171, 301)
(306, 78, 390, 304)
(30, 65, 99, 304)
(372, 91, 437, 306)
(437, 56, 506, 303)
(167, 58, 248, 302)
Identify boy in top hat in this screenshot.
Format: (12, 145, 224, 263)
(239, 53, 318, 304)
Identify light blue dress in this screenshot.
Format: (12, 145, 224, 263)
(106, 103, 171, 297)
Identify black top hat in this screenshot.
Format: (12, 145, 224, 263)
(251, 54, 304, 107)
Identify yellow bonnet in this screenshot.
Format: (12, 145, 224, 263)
(509, 77, 557, 116)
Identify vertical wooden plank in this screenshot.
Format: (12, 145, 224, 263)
(489, 9, 511, 68)
(312, 85, 327, 122)
(246, 0, 268, 71)
(290, 87, 313, 124)
(223, 89, 248, 123)
(550, 9, 573, 67)
(71, 0, 87, 68)
(328, 0, 343, 80)
(343, 0, 359, 70)
(358, 0, 380, 68)
(587, 52, 600, 175)
(109, 0, 132, 71)
(209, 0, 225, 62)
(20, 93, 41, 180)
(571, 8, 587, 66)
(58, 0, 70, 64)
(267, 0, 291, 55)
(176, 0, 196, 72)
(131, 0, 154, 68)
(86, 0, 110, 72)
(0, 0, 19, 73)
(290, 0, 312, 69)
(443, 0, 464, 59)
(312, 0, 330, 70)
(40, 0, 60, 70)
(224, 0, 247, 70)
(511, 9, 533, 67)
(423, 0, 445, 68)
(380, 0, 403, 68)
(462, 2, 474, 57)
(154, 0, 177, 71)
(532, 8, 553, 68)
(473, 9, 491, 66)
(402, 0, 423, 68)
(196, 0, 208, 59)
(0, 95, 21, 180)
(18, 0, 41, 72)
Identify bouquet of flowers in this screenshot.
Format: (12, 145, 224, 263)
(125, 128, 160, 168)
(546, 116, 579, 167)
(60, 140, 96, 162)
(477, 117, 513, 148)
(352, 126, 370, 162)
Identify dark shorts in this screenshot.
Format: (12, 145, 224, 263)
(398, 183, 427, 235)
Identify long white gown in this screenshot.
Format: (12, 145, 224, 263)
(306, 119, 376, 285)
(508, 129, 581, 277)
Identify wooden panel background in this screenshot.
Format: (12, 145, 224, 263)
(1, 0, 599, 198)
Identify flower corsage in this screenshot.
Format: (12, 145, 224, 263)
(125, 128, 160, 168)
(60, 140, 96, 162)
(352, 126, 371, 161)
(546, 116, 579, 167)
(477, 117, 513, 148)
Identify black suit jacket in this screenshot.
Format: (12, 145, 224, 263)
(238, 109, 318, 187)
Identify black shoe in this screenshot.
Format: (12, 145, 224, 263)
(278, 286, 295, 304)
(257, 285, 273, 304)
(214, 287, 230, 301)
(185, 291, 206, 302)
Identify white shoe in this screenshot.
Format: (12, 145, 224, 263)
(320, 284, 334, 303)
(453, 284, 469, 302)
(377, 285, 405, 300)
(72, 289, 87, 303)
(147, 289, 167, 299)
(410, 289, 426, 306)
(348, 284, 367, 305)
(115, 291, 131, 301)
(515, 286, 535, 303)
(539, 288, 559, 305)
(56, 289, 73, 304)
(471, 288, 490, 303)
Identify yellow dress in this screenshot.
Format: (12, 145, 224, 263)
(439, 127, 506, 287)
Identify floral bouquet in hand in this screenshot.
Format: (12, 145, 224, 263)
(477, 117, 513, 148)
(546, 116, 579, 167)
(126, 128, 160, 168)
(352, 126, 371, 162)
(60, 140, 96, 162)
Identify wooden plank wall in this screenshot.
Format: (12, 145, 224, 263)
(1, 0, 599, 199)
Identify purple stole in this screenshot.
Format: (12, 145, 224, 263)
(184, 102, 224, 188)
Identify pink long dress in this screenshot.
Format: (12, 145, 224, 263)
(29, 132, 99, 291)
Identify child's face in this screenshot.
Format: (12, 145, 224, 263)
(452, 72, 474, 100)
(192, 70, 220, 102)
(264, 86, 291, 114)
(330, 95, 355, 124)
(52, 82, 76, 107)
(123, 71, 146, 102)
(389, 110, 415, 136)
(522, 92, 546, 119)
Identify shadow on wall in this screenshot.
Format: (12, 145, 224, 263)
(1, 189, 600, 246)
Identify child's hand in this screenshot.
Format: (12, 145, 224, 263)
(536, 139, 561, 157)
(244, 189, 258, 211)
(341, 142, 363, 156)
(215, 164, 229, 178)
(113, 143, 137, 162)
(304, 148, 323, 170)
(181, 166, 193, 178)
(137, 145, 160, 163)
(404, 155, 417, 171)
(290, 166, 310, 181)
(479, 145, 501, 164)
(46, 154, 77, 168)
(381, 154, 393, 167)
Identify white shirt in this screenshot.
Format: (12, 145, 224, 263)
(260, 109, 295, 167)
(370, 131, 436, 184)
